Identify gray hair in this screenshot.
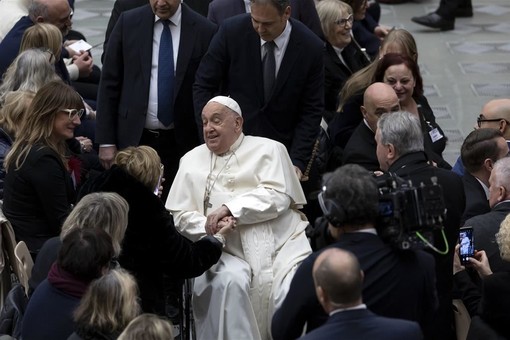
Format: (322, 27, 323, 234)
(316, 0, 352, 43)
(322, 164, 379, 226)
(377, 111, 424, 157)
(491, 157, 510, 192)
(60, 192, 129, 257)
(0, 48, 59, 104)
(28, 0, 49, 21)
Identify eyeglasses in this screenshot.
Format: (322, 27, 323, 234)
(334, 14, 354, 27)
(477, 115, 510, 128)
(61, 108, 84, 120)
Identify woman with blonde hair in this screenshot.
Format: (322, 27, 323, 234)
(20, 22, 62, 62)
(79, 145, 234, 315)
(68, 269, 141, 340)
(3, 80, 84, 258)
(29, 192, 130, 293)
(329, 28, 419, 149)
(118, 314, 173, 340)
(0, 90, 35, 199)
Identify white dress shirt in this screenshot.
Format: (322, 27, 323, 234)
(260, 20, 292, 77)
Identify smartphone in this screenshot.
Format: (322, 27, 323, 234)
(153, 164, 164, 195)
(459, 226, 475, 265)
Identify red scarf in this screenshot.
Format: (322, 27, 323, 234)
(47, 262, 89, 298)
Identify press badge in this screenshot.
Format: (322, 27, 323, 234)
(429, 128, 444, 143)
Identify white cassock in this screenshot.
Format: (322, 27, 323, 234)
(166, 133, 312, 340)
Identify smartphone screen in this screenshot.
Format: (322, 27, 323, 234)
(459, 227, 474, 264)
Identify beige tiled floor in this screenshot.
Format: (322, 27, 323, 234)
(73, 0, 510, 165)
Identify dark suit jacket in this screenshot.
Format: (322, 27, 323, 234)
(0, 16, 69, 82)
(271, 232, 437, 340)
(467, 271, 510, 339)
(194, 15, 324, 170)
(3, 145, 75, 254)
(461, 172, 490, 223)
(300, 308, 423, 340)
(464, 202, 510, 273)
(102, 0, 211, 62)
(342, 122, 379, 171)
(207, 0, 323, 38)
(388, 151, 464, 340)
(323, 41, 369, 117)
(97, 4, 216, 152)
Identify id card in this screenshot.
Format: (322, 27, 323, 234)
(429, 128, 444, 143)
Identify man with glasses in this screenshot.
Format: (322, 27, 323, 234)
(452, 99, 510, 176)
(0, 0, 93, 84)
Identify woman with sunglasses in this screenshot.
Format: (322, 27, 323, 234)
(3, 80, 84, 259)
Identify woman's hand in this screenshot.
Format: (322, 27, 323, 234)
(216, 216, 237, 236)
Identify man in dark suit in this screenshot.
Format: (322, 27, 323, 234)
(460, 129, 508, 223)
(375, 111, 465, 340)
(342, 82, 400, 171)
(300, 247, 423, 340)
(194, 0, 324, 180)
(271, 164, 437, 339)
(463, 157, 510, 273)
(101, 0, 211, 62)
(207, 0, 323, 38)
(96, 0, 216, 199)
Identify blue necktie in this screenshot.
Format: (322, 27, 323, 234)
(158, 20, 174, 126)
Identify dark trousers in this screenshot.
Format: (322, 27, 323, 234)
(436, 0, 472, 20)
(140, 128, 184, 202)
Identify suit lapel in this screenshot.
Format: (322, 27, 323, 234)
(271, 19, 299, 100)
(175, 4, 195, 98)
(139, 6, 155, 91)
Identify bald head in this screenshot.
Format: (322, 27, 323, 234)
(30, 0, 72, 35)
(361, 82, 400, 132)
(313, 248, 363, 313)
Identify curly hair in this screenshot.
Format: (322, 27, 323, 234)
(496, 213, 510, 262)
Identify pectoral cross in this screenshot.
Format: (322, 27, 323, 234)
(203, 194, 212, 213)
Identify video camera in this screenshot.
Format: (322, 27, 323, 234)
(376, 174, 447, 250)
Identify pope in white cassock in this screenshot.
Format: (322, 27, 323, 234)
(166, 96, 312, 340)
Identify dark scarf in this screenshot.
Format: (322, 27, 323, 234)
(47, 262, 89, 298)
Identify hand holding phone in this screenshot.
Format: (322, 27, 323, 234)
(459, 226, 475, 265)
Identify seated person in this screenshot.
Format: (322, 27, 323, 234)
(272, 164, 437, 339)
(79, 145, 233, 315)
(166, 96, 312, 340)
(301, 248, 422, 340)
(342, 82, 400, 171)
(22, 228, 114, 340)
(69, 269, 141, 340)
(3, 80, 83, 257)
(118, 314, 174, 340)
(29, 192, 129, 293)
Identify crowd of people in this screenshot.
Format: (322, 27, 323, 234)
(0, 0, 506, 339)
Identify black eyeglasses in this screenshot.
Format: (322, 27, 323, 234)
(477, 115, 510, 128)
(61, 108, 84, 120)
(334, 14, 354, 27)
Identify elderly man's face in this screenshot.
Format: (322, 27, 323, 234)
(488, 170, 503, 208)
(202, 102, 243, 155)
(362, 96, 400, 132)
(150, 0, 180, 20)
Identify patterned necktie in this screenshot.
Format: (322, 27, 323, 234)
(262, 41, 276, 103)
(158, 20, 174, 126)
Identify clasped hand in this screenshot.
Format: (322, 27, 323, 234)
(206, 205, 236, 235)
